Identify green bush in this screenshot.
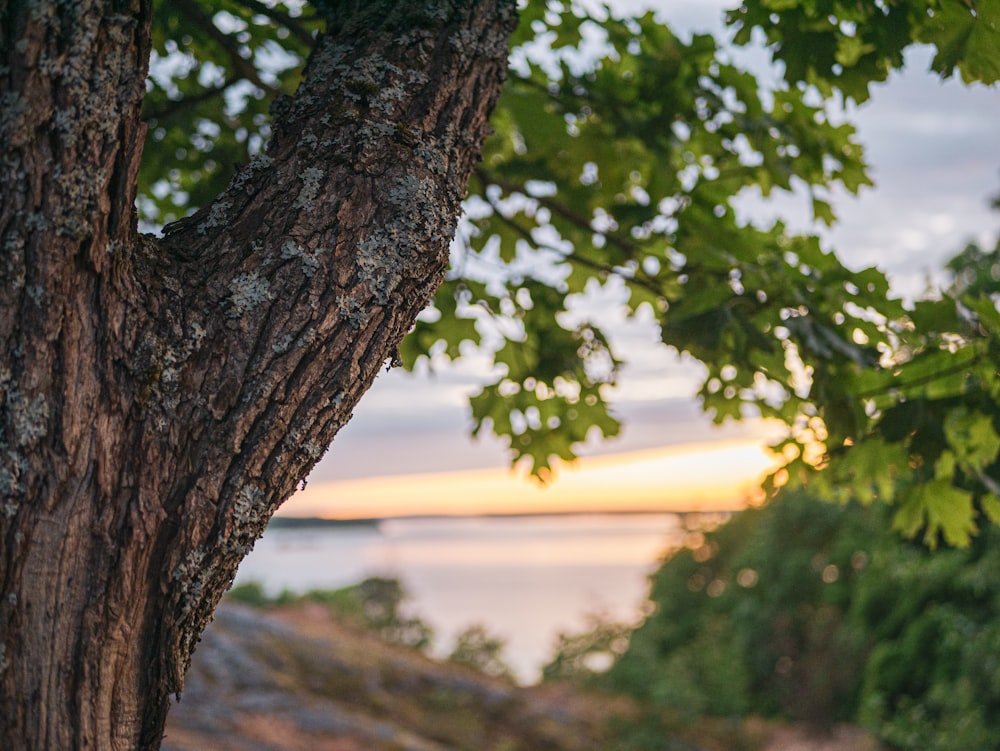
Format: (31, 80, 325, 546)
(853, 534, 1000, 750)
(225, 576, 434, 650)
(600, 489, 1000, 749)
(448, 624, 514, 679)
(541, 611, 633, 685)
(226, 580, 273, 607)
(606, 491, 876, 726)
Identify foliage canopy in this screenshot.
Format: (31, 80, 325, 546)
(142, 0, 1000, 545)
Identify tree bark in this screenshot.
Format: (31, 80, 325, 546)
(0, 1, 516, 748)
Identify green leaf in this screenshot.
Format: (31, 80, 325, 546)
(811, 196, 837, 226)
(893, 480, 977, 548)
(944, 407, 1000, 474)
(935, 449, 957, 481)
(836, 34, 876, 67)
(919, 0, 1000, 84)
(834, 438, 911, 504)
(982, 494, 1000, 525)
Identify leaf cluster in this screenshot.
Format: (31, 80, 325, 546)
(140, 0, 323, 224)
(728, 0, 1000, 101)
(438, 1, 883, 475)
(800, 237, 1000, 547)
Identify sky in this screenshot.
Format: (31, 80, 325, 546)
(290, 438, 777, 518)
(278, 1, 1000, 519)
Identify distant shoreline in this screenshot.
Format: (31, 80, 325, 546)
(267, 508, 732, 529)
(267, 516, 381, 529)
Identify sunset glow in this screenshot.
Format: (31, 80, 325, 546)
(279, 438, 780, 519)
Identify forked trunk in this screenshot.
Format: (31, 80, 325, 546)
(0, 1, 515, 748)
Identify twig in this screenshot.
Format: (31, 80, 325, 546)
(175, 0, 281, 98)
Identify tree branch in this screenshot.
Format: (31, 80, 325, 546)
(855, 348, 986, 402)
(174, 0, 281, 98)
(232, 0, 318, 46)
(476, 176, 665, 297)
(142, 76, 241, 122)
(475, 166, 646, 259)
(484, 197, 669, 302)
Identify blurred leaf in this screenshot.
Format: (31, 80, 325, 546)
(893, 480, 976, 548)
(920, 0, 1000, 84)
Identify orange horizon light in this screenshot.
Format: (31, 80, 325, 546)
(278, 438, 781, 520)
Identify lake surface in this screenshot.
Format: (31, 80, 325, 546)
(235, 512, 725, 682)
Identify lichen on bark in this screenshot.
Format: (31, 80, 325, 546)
(0, 1, 517, 749)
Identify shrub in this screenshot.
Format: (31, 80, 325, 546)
(601, 489, 1000, 749)
(448, 624, 514, 679)
(225, 576, 434, 650)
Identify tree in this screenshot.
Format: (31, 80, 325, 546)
(0, 2, 514, 748)
(2, 0, 999, 749)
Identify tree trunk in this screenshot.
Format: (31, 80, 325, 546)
(0, 1, 516, 748)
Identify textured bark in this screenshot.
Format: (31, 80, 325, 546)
(0, 1, 516, 749)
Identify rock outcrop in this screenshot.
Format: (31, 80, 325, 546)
(163, 603, 615, 751)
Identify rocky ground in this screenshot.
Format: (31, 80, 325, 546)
(163, 602, 882, 751)
(163, 602, 622, 751)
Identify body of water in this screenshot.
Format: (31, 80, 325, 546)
(235, 512, 724, 681)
